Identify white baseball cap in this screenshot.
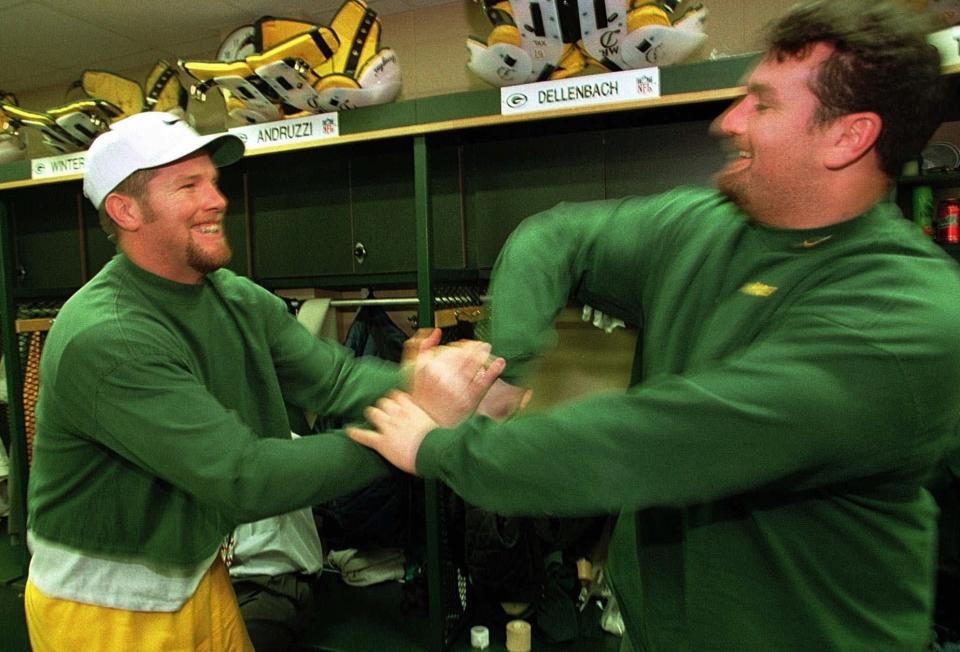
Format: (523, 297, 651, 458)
(83, 111, 245, 209)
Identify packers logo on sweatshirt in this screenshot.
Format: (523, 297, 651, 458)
(740, 282, 777, 297)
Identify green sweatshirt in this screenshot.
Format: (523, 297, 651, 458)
(417, 187, 960, 651)
(28, 254, 399, 567)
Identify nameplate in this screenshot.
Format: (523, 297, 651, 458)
(31, 152, 86, 180)
(500, 67, 660, 115)
(930, 26, 960, 67)
(228, 112, 340, 152)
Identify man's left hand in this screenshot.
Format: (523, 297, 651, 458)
(409, 339, 505, 427)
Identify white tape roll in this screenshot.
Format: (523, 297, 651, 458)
(470, 625, 490, 649)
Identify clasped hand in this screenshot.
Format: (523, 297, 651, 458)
(348, 329, 526, 473)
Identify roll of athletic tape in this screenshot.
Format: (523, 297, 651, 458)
(471, 625, 490, 650)
(506, 619, 531, 652)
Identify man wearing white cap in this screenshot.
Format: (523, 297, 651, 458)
(22, 111, 502, 651)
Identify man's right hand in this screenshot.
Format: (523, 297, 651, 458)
(348, 391, 437, 474)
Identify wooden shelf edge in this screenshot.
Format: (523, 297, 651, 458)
(242, 85, 745, 156)
(0, 84, 745, 191)
(0, 172, 82, 191)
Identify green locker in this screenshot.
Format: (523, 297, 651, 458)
(462, 126, 606, 269)
(10, 184, 84, 292)
(248, 148, 354, 279)
(427, 136, 467, 271)
(603, 119, 726, 197)
(349, 139, 417, 274)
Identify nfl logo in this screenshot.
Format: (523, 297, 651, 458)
(636, 75, 654, 95)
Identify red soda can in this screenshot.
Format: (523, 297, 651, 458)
(936, 199, 960, 244)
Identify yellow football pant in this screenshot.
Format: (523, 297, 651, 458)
(25, 558, 254, 652)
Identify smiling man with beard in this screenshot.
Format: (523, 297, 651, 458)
(347, 1, 960, 650)
(21, 111, 503, 651)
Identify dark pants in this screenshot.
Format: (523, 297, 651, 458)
(232, 573, 315, 652)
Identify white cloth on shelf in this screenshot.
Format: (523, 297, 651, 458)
(0, 442, 8, 517)
(0, 353, 8, 403)
(297, 298, 338, 341)
(229, 508, 324, 578)
(325, 547, 405, 587)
